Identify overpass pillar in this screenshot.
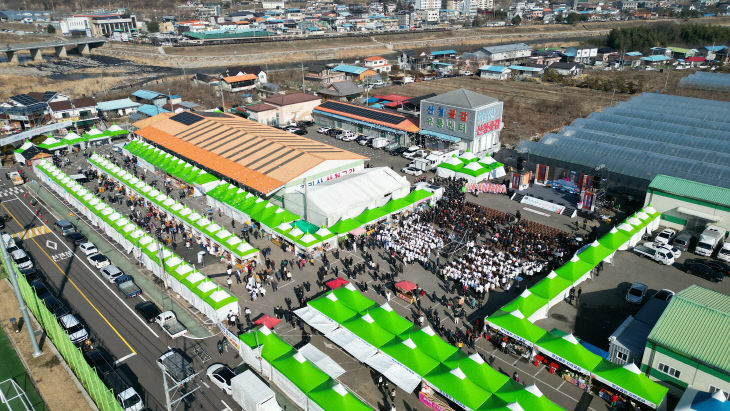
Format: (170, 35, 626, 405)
(54, 46, 67, 58)
(77, 43, 90, 55)
(5, 50, 18, 64)
(30, 48, 43, 62)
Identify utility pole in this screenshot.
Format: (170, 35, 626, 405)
(218, 75, 226, 111)
(301, 62, 305, 92)
(2, 247, 42, 357)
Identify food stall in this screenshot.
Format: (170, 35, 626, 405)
(394, 280, 417, 304)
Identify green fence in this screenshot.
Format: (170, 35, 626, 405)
(9, 265, 122, 411)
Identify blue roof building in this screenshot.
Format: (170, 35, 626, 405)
(478, 65, 509, 73)
(131, 89, 168, 100)
(332, 64, 370, 75)
(137, 104, 170, 117)
(96, 98, 140, 112)
(641, 55, 672, 63)
(431, 50, 457, 56)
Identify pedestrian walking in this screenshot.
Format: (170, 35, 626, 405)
(235, 270, 242, 284)
(512, 371, 519, 382)
(227, 277, 232, 290)
(386, 290, 391, 301)
(389, 388, 396, 404)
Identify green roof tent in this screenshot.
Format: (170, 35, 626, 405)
(355, 206, 390, 225)
(329, 218, 361, 234)
(331, 284, 376, 313)
(575, 240, 614, 265)
(535, 329, 602, 375)
(403, 189, 433, 204)
(529, 272, 573, 301)
(442, 352, 510, 393)
(308, 293, 358, 323)
(272, 351, 330, 394)
(500, 289, 548, 319)
(379, 336, 440, 376)
(424, 364, 492, 410)
(239, 326, 294, 363)
(486, 310, 547, 345)
(341, 313, 396, 347)
(401, 326, 457, 362)
(494, 381, 564, 411)
(597, 227, 632, 251)
(592, 362, 668, 408)
(307, 382, 372, 411)
(365, 303, 414, 335)
(553, 255, 595, 283)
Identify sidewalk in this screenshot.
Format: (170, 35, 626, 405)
(26, 181, 211, 338)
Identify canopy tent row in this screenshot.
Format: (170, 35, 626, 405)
(435, 152, 507, 183)
(33, 160, 239, 323)
(238, 326, 372, 411)
(122, 139, 219, 187)
(299, 284, 562, 410)
(88, 153, 259, 266)
(485, 211, 667, 409)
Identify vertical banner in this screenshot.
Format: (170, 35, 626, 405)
(511, 172, 522, 190)
(535, 164, 548, 185)
(580, 190, 595, 211)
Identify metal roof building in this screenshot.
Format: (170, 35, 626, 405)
(518, 93, 730, 196)
(641, 285, 730, 397)
(645, 174, 730, 231)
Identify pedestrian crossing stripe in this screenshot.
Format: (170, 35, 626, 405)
(0, 187, 23, 197)
(12, 225, 50, 240)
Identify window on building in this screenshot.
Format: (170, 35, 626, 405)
(709, 385, 730, 399)
(657, 363, 681, 379)
(615, 351, 629, 362)
(336, 120, 342, 128)
(357, 125, 363, 133)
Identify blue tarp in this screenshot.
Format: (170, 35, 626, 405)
(420, 129, 461, 143)
(579, 340, 609, 360)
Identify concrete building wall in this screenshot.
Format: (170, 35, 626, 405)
(644, 191, 730, 233)
(642, 344, 730, 398)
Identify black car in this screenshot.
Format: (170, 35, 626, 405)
(702, 260, 730, 277)
(40, 295, 70, 317)
(30, 280, 51, 299)
(84, 349, 114, 377)
(391, 147, 408, 156)
(67, 232, 87, 245)
(684, 261, 723, 282)
(354, 135, 369, 144)
(326, 128, 342, 137)
(135, 301, 161, 323)
(284, 127, 307, 136)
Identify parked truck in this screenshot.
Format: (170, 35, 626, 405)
(633, 244, 675, 265)
(155, 311, 188, 339)
(115, 275, 141, 298)
(231, 370, 281, 411)
(695, 225, 726, 257)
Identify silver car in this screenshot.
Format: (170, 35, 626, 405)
(625, 282, 648, 304)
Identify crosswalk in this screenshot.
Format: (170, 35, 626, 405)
(0, 186, 24, 198)
(11, 225, 50, 240)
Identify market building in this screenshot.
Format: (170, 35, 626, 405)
(644, 174, 730, 233)
(518, 93, 730, 197)
(419, 88, 503, 155)
(132, 111, 367, 202)
(641, 285, 730, 397)
(312, 101, 420, 145)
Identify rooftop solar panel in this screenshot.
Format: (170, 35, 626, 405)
(10, 94, 38, 106)
(170, 112, 204, 126)
(320, 101, 405, 125)
(41, 91, 57, 102)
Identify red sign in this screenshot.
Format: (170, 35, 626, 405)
(476, 118, 500, 136)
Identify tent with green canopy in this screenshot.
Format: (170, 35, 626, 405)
(535, 329, 602, 375)
(354, 206, 390, 225)
(424, 364, 493, 410)
(576, 240, 615, 265)
(379, 336, 440, 376)
(598, 227, 632, 252)
(591, 362, 668, 409)
(401, 326, 456, 362)
(331, 284, 376, 313)
(554, 255, 594, 283)
(442, 352, 510, 393)
(486, 310, 546, 346)
(272, 351, 331, 410)
(402, 189, 433, 205)
(329, 218, 362, 235)
(365, 303, 414, 335)
(341, 313, 396, 348)
(501, 289, 548, 320)
(308, 293, 358, 323)
(529, 272, 573, 301)
(494, 382, 563, 411)
(307, 382, 372, 411)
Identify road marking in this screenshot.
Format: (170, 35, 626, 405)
(11, 225, 51, 240)
(2, 201, 137, 355)
(114, 353, 136, 365)
(220, 400, 232, 411)
(46, 239, 58, 250)
(202, 381, 210, 389)
(13, 193, 160, 339)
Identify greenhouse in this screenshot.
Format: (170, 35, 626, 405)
(679, 71, 730, 91)
(518, 93, 730, 193)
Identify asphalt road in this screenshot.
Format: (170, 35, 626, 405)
(0, 176, 241, 411)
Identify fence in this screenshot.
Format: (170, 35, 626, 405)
(4, 261, 122, 411)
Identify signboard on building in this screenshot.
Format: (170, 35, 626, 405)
(419, 100, 502, 142)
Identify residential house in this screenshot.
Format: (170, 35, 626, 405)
(701, 45, 728, 62)
(564, 46, 598, 63)
(305, 64, 347, 85)
(131, 89, 175, 108)
(317, 80, 366, 102)
(243, 103, 279, 125)
(364, 56, 393, 73)
(331, 64, 379, 82)
(478, 65, 512, 80)
(262, 92, 322, 124)
(397, 49, 432, 71)
(508, 64, 545, 78)
(223, 66, 268, 84)
(0, 91, 66, 131)
(96, 98, 140, 118)
(417, 9, 440, 22)
(548, 61, 584, 76)
(641, 55, 673, 66)
(221, 74, 258, 92)
(48, 97, 98, 127)
(481, 43, 532, 65)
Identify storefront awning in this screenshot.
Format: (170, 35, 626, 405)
(675, 206, 721, 221)
(419, 129, 461, 143)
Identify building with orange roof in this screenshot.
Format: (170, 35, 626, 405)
(312, 101, 419, 145)
(221, 74, 259, 92)
(132, 111, 367, 197)
(364, 56, 393, 73)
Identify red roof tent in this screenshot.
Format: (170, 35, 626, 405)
(686, 57, 706, 62)
(326, 277, 350, 289)
(254, 314, 281, 329)
(395, 280, 417, 292)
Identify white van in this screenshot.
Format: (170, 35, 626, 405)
(718, 243, 730, 263)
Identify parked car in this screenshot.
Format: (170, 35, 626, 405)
(10, 249, 33, 270)
(341, 131, 357, 142)
(79, 242, 98, 256)
(55, 219, 76, 236)
(67, 232, 88, 245)
(207, 363, 236, 395)
(358, 136, 374, 146)
(317, 127, 331, 134)
(30, 280, 52, 299)
(41, 295, 69, 317)
(100, 265, 124, 283)
(354, 135, 369, 145)
(651, 289, 675, 302)
(701, 260, 730, 277)
(642, 242, 681, 259)
(633, 244, 674, 265)
(87, 253, 111, 269)
(391, 147, 408, 156)
(654, 228, 676, 245)
(625, 282, 648, 304)
(58, 314, 89, 344)
(135, 301, 161, 323)
(672, 231, 694, 251)
(284, 127, 306, 136)
(684, 260, 723, 282)
(84, 348, 114, 377)
(326, 128, 342, 138)
(401, 166, 423, 176)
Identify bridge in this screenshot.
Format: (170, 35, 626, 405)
(3, 38, 107, 63)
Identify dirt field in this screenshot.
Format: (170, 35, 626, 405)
(377, 76, 626, 145)
(0, 280, 91, 411)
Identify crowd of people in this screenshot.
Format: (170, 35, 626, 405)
(373, 213, 444, 265)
